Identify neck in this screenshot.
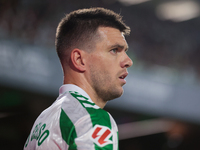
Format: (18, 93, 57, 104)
(63, 72, 106, 109)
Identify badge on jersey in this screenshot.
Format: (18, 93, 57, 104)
(90, 125, 113, 147)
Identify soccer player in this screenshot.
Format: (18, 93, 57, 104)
(24, 7, 133, 150)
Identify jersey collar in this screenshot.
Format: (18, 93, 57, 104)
(59, 84, 100, 108)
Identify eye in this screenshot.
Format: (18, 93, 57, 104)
(110, 48, 118, 54)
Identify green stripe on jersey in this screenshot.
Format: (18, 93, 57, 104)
(87, 108, 113, 150)
(60, 109, 77, 150)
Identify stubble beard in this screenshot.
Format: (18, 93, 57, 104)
(90, 66, 123, 102)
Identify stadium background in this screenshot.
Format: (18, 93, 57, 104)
(1, 0, 200, 149)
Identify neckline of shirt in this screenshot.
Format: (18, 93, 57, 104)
(59, 84, 100, 109)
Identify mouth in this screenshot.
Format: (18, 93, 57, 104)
(119, 72, 128, 83)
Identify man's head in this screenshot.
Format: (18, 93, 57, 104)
(55, 7, 130, 62)
(55, 7, 132, 108)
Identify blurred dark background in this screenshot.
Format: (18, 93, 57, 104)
(1, 0, 200, 149)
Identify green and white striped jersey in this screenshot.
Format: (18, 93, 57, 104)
(24, 84, 119, 150)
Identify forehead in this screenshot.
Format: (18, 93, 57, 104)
(96, 27, 128, 48)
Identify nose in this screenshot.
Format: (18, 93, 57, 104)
(121, 53, 133, 68)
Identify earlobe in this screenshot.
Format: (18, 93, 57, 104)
(70, 49, 86, 72)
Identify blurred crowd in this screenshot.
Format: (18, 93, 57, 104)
(1, 0, 200, 78)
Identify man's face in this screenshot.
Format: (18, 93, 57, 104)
(87, 27, 133, 102)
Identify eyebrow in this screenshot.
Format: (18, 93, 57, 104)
(109, 44, 129, 52)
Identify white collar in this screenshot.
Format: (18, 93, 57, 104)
(59, 84, 99, 108)
(59, 84, 86, 96)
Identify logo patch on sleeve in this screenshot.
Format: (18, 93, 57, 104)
(90, 125, 113, 147)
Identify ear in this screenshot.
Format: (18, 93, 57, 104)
(70, 48, 86, 72)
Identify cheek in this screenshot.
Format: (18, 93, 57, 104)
(89, 53, 119, 74)
(90, 54, 106, 66)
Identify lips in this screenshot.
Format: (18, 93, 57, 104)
(119, 72, 128, 83)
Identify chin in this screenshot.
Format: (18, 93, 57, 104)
(112, 88, 124, 99)
(100, 85, 124, 101)
(119, 89, 124, 97)
(118, 86, 124, 94)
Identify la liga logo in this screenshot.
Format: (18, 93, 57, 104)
(90, 125, 113, 147)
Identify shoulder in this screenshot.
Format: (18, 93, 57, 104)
(59, 91, 118, 149)
(60, 90, 112, 127)
(59, 90, 114, 134)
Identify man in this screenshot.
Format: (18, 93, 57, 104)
(24, 7, 133, 150)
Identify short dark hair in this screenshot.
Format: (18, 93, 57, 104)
(55, 7, 130, 61)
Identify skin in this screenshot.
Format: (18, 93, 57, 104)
(63, 27, 133, 108)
